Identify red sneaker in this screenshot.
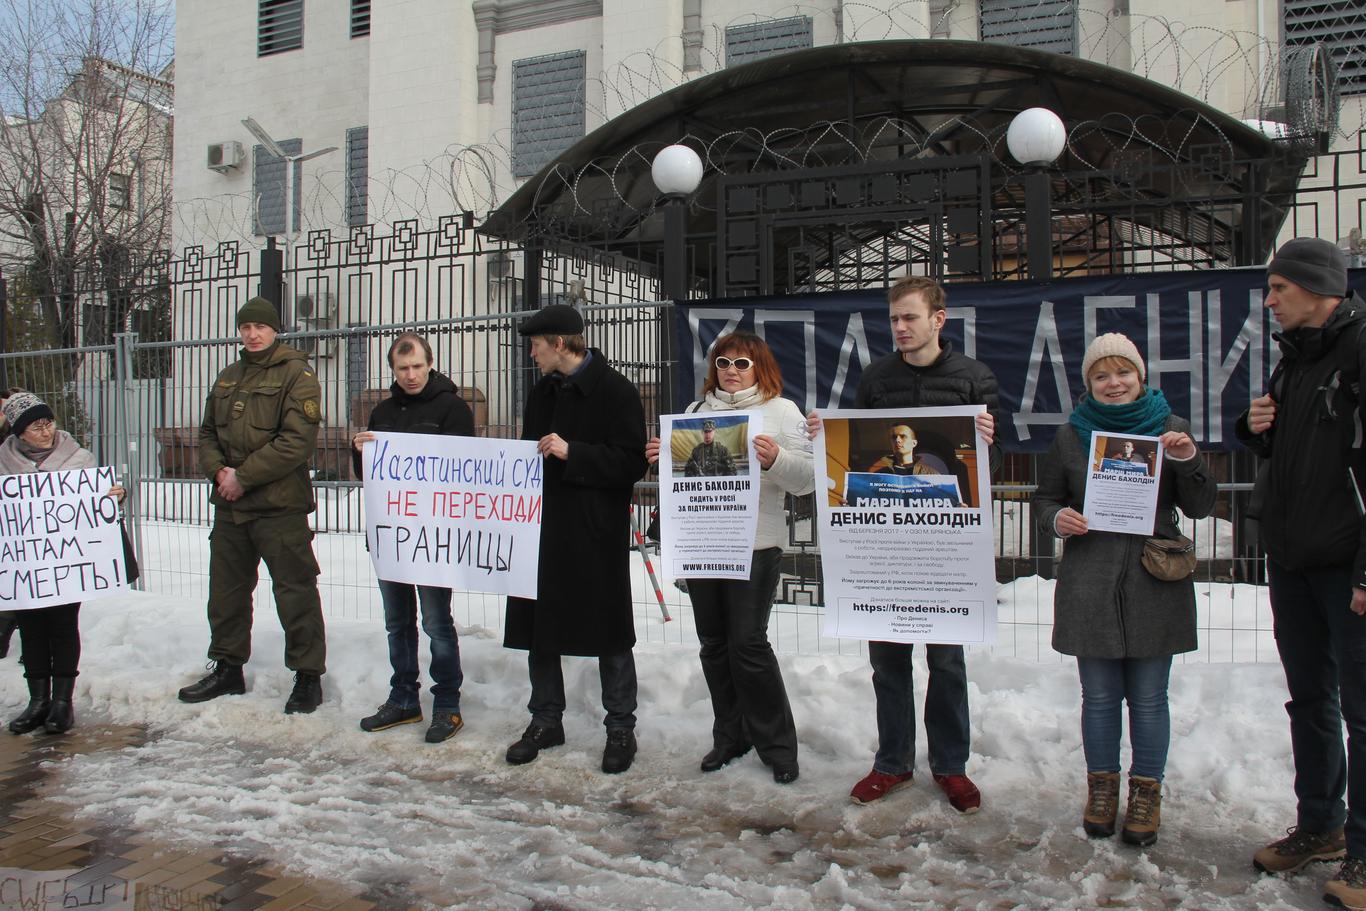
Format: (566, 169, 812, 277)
(850, 769, 914, 805)
(933, 773, 981, 814)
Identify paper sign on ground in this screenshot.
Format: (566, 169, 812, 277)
(815, 406, 996, 644)
(0, 466, 129, 610)
(658, 410, 761, 580)
(362, 432, 543, 597)
(1082, 432, 1164, 534)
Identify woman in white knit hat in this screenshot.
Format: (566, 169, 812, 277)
(1032, 333, 1217, 847)
(1, 392, 124, 734)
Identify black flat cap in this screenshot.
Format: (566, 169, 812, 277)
(518, 304, 584, 336)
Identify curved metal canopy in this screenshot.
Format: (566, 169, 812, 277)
(483, 39, 1299, 267)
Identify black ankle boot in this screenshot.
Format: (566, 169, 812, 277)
(284, 672, 323, 714)
(9, 677, 51, 734)
(178, 661, 246, 704)
(44, 677, 75, 734)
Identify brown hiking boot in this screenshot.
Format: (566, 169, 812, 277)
(1121, 775, 1162, 846)
(1324, 856, 1366, 909)
(1254, 826, 1347, 874)
(1083, 771, 1120, 838)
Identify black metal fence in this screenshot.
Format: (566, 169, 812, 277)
(5, 135, 1366, 659)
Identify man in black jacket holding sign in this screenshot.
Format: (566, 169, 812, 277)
(351, 332, 475, 744)
(1239, 238, 1366, 909)
(815, 275, 1001, 815)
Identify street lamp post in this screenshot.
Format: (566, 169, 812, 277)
(652, 144, 704, 301)
(651, 144, 704, 414)
(1007, 107, 1067, 282)
(241, 117, 337, 323)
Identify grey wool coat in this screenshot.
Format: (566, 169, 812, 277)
(1032, 415, 1217, 659)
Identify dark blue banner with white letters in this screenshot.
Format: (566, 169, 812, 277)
(676, 269, 1366, 452)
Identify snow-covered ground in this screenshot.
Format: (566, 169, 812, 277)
(0, 563, 1332, 909)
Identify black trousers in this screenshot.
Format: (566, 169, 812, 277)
(527, 649, 638, 731)
(1268, 559, 1366, 856)
(16, 603, 81, 678)
(687, 547, 797, 765)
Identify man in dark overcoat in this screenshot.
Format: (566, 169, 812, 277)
(503, 304, 649, 774)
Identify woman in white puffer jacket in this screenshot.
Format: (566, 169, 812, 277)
(647, 331, 814, 783)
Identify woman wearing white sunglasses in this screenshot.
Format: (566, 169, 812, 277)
(647, 331, 814, 783)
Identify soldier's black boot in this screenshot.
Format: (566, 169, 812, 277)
(284, 672, 323, 715)
(178, 661, 246, 703)
(44, 677, 75, 734)
(8, 677, 50, 734)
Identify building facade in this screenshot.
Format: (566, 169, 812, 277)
(173, 0, 1366, 254)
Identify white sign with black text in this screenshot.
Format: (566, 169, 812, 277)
(658, 410, 762, 581)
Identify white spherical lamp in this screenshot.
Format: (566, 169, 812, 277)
(651, 144, 704, 196)
(1007, 107, 1067, 166)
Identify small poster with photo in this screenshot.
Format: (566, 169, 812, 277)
(658, 410, 762, 580)
(1082, 432, 1164, 534)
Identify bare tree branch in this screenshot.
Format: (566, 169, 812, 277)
(0, 0, 172, 351)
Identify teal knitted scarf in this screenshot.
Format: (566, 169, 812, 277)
(1068, 387, 1171, 447)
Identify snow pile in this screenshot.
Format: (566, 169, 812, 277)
(0, 586, 1330, 910)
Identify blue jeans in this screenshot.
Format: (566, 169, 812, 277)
(869, 642, 970, 776)
(527, 649, 637, 731)
(1076, 656, 1173, 781)
(379, 580, 462, 714)
(1268, 560, 1366, 856)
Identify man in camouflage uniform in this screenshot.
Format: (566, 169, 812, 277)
(177, 297, 328, 714)
(683, 419, 736, 477)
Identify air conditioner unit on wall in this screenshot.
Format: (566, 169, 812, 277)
(296, 291, 338, 359)
(207, 141, 244, 173)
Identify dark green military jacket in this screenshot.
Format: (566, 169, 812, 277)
(198, 342, 322, 522)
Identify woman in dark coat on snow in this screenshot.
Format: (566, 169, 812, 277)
(2, 392, 125, 735)
(1032, 333, 1217, 848)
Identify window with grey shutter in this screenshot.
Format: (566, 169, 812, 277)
(1285, 1, 1365, 95)
(253, 139, 302, 236)
(346, 127, 368, 226)
(725, 16, 813, 66)
(351, 0, 370, 38)
(512, 51, 587, 179)
(980, 0, 1077, 56)
(108, 173, 131, 210)
(258, 0, 304, 57)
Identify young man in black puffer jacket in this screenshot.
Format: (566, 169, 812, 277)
(351, 332, 475, 744)
(817, 275, 1001, 815)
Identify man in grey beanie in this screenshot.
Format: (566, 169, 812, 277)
(1238, 237, 1366, 906)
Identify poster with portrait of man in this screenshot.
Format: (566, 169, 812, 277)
(814, 405, 996, 644)
(658, 411, 762, 580)
(1082, 432, 1165, 534)
(825, 413, 983, 508)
